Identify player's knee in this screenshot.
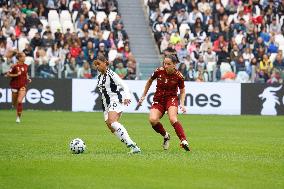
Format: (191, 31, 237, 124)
(107, 119, 115, 125)
(169, 117, 178, 125)
(106, 121, 115, 132)
(108, 124, 115, 132)
(149, 117, 159, 125)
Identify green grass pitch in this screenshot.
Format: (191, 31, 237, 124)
(0, 110, 283, 189)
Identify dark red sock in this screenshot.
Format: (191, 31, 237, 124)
(172, 121, 186, 141)
(17, 103, 23, 117)
(152, 122, 166, 137)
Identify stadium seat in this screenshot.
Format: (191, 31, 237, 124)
(143, 0, 148, 6)
(50, 20, 62, 34)
(220, 62, 232, 77)
(69, 0, 75, 12)
(163, 13, 171, 23)
(221, 0, 228, 7)
(62, 20, 74, 33)
(60, 10, 72, 25)
(228, 15, 234, 25)
(40, 19, 49, 30)
(179, 23, 190, 39)
(279, 45, 284, 52)
(72, 11, 78, 22)
(108, 11, 117, 25)
(48, 10, 60, 25)
(277, 35, 284, 52)
(269, 53, 277, 63)
(280, 15, 284, 28)
(103, 30, 110, 40)
(108, 48, 118, 62)
(96, 11, 107, 25)
(18, 37, 29, 52)
(207, 62, 217, 72)
(25, 56, 34, 66)
(254, 5, 261, 16)
(28, 28, 38, 40)
(236, 71, 250, 83)
(275, 34, 284, 46)
(49, 57, 59, 67)
(88, 11, 95, 20)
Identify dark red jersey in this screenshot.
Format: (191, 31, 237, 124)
(9, 63, 29, 89)
(151, 67, 185, 101)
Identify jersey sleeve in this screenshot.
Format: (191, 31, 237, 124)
(177, 72, 185, 89)
(178, 78, 185, 89)
(8, 65, 16, 74)
(150, 68, 159, 80)
(110, 70, 131, 99)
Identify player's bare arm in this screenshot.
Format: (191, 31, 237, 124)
(5, 72, 20, 78)
(138, 78, 154, 106)
(124, 99, 131, 106)
(179, 88, 186, 113)
(27, 73, 32, 83)
(5, 66, 21, 78)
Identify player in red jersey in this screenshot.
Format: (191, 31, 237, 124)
(138, 55, 190, 151)
(5, 52, 31, 123)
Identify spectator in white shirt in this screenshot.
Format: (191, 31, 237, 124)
(159, 0, 171, 14)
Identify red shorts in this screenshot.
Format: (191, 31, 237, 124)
(151, 96, 179, 115)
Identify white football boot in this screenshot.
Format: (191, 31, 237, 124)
(128, 143, 141, 154)
(163, 132, 170, 150)
(16, 116, 21, 123)
(180, 140, 190, 151)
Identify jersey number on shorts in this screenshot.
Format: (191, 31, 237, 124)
(112, 102, 117, 110)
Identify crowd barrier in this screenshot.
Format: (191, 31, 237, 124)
(1, 78, 283, 115)
(0, 78, 72, 110)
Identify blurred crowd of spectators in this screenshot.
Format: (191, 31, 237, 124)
(0, 0, 137, 80)
(146, 0, 284, 83)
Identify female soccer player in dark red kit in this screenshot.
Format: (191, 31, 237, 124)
(138, 55, 190, 151)
(5, 52, 31, 123)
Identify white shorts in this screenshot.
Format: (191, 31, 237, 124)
(103, 101, 124, 121)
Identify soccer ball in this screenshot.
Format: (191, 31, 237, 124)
(70, 138, 86, 154)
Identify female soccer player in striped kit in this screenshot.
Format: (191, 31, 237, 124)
(138, 55, 190, 151)
(93, 55, 141, 154)
(5, 51, 31, 123)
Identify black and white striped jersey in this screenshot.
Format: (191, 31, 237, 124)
(97, 68, 131, 111)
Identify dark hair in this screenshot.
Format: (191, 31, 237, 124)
(95, 54, 109, 65)
(165, 54, 179, 64)
(96, 54, 107, 62)
(12, 51, 17, 57)
(16, 52, 24, 60)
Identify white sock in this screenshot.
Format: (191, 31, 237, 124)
(111, 122, 135, 146)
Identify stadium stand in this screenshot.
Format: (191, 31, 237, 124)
(0, 0, 137, 80)
(145, 0, 284, 83)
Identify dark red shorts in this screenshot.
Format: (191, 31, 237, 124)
(151, 96, 179, 115)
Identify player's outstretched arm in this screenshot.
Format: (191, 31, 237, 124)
(27, 73, 32, 83)
(138, 78, 153, 106)
(179, 88, 186, 113)
(5, 66, 21, 78)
